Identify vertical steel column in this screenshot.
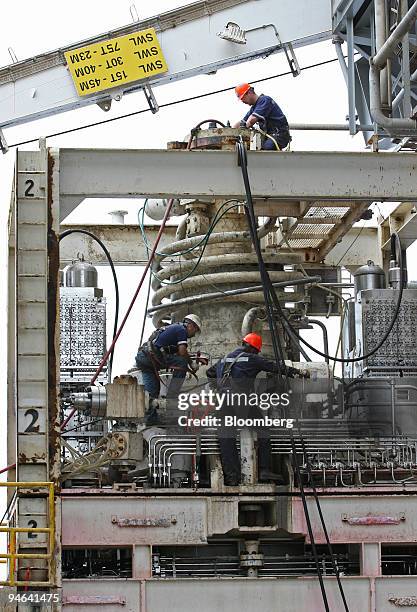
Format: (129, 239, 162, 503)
(375, 0, 390, 111)
(7, 165, 17, 491)
(400, 0, 412, 117)
(14, 144, 60, 592)
(347, 16, 357, 134)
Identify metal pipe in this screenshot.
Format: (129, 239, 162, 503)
(288, 123, 376, 131)
(150, 276, 321, 312)
(148, 275, 321, 317)
(401, 0, 412, 117)
(369, 62, 417, 131)
(152, 252, 294, 289)
(152, 270, 305, 305)
(375, 0, 390, 108)
(151, 217, 276, 290)
(369, 0, 417, 132)
(334, 38, 348, 84)
(241, 307, 266, 336)
(154, 220, 275, 265)
(307, 319, 329, 364)
(175, 216, 187, 241)
(373, 0, 417, 70)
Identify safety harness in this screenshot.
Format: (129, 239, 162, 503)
(219, 353, 249, 389)
(140, 325, 197, 382)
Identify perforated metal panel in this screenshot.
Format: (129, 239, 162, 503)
(359, 289, 417, 372)
(60, 288, 107, 383)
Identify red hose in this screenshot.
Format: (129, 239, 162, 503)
(0, 463, 16, 476)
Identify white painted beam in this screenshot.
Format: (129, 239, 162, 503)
(56, 148, 417, 220)
(59, 222, 381, 267)
(0, 0, 331, 128)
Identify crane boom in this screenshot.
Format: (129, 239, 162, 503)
(0, 0, 331, 129)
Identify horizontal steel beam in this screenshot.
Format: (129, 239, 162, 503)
(61, 575, 417, 612)
(56, 149, 417, 220)
(59, 224, 177, 265)
(58, 222, 381, 267)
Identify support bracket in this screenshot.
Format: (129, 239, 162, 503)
(0, 128, 8, 154)
(143, 83, 159, 114)
(283, 42, 301, 77)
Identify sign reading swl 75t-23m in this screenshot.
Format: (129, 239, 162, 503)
(64, 28, 168, 96)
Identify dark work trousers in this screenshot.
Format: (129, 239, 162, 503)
(135, 349, 189, 399)
(262, 127, 291, 151)
(218, 398, 272, 482)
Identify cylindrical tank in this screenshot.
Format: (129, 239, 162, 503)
(354, 260, 385, 296)
(144, 198, 185, 221)
(65, 257, 98, 288)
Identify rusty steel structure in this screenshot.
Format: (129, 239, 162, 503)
(3, 136, 417, 612)
(3, 0, 417, 611)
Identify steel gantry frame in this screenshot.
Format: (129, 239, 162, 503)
(5, 144, 417, 610)
(333, 0, 417, 147)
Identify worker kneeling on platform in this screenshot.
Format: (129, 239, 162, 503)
(135, 314, 202, 425)
(207, 333, 299, 486)
(233, 83, 291, 150)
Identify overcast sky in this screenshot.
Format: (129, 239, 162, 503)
(1, 1, 415, 555)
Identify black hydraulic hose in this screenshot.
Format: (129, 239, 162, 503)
(236, 139, 287, 376)
(59, 229, 119, 378)
(188, 119, 227, 148)
(308, 319, 329, 364)
(299, 436, 350, 612)
(237, 140, 348, 612)
(235, 142, 405, 364)
(291, 438, 330, 612)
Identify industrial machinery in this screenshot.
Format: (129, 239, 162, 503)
(3, 1, 417, 611)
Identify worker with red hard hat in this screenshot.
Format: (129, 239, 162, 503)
(233, 83, 291, 150)
(207, 333, 299, 486)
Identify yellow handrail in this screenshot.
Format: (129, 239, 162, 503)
(0, 482, 55, 587)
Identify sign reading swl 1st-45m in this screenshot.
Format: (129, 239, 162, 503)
(64, 28, 168, 96)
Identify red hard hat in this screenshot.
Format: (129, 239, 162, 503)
(242, 333, 262, 351)
(235, 83, 251, 100)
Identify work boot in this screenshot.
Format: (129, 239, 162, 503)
(145, 400, 160, 426)
(258, 470, 285, 484)
(223, 473, 240, 486)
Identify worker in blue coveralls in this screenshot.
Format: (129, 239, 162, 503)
(135, 314, 202, 425)
(233, 83, 291, 150)
(207, 333, 300, 486)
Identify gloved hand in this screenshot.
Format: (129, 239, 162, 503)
(285, 366, 308, 378)
(196, 356, 209, 366)
(239, 119, 247, 128)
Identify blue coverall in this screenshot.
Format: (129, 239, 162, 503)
(243, 94, 291, 150)
(208, 347, 283, 484)
(135, 323, 190, 400)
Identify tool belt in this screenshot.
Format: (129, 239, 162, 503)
(264, 123, 291, 148)
(141, 341, 178, 366)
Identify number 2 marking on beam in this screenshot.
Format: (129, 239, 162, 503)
(27, 519, 38, 539)
(24, 408, 40, 433)
(24, 179, 35, 197)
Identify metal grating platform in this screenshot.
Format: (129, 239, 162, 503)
(266, 201, 370, 262)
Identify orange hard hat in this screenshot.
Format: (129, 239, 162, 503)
(235, 83, 251, 99)
(242, 333, 262, 351)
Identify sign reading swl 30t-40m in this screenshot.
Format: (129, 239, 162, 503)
(64, 28, 168, 96)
